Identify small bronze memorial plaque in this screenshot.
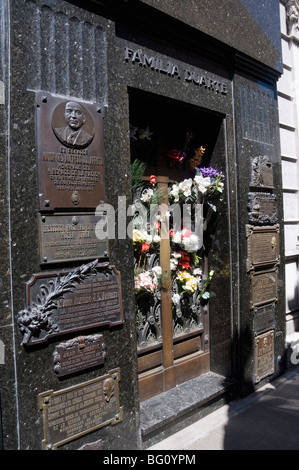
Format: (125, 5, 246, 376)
(247, 193, 278, 225)
(254, 331, 274, 383)
(250, 268, 278, 308)
(53, 334, 106, 377)
(250, 155, 274, 189)
(18, 261, 124, 346)
(39, 212, 108, 264)
(36, 92, 105, 211)
(253, 303, 276, 335)
(39, 368, 122, 450)
(246, 225, 280, 271)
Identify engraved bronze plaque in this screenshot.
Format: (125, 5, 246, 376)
(36, 92, 105, 211)
(254, 331, 274, 383)
(250, 268, 278, 308)
(39, 368, 122, 450)
(248, 193, 278, 225)
(18, 261, 124, 346)
(39, 212, 108, 264)
(246, 225, 280, 271)
(53, 334, 106, 377)
(250, 155, 274, 189)
(253, 303, 276, 335)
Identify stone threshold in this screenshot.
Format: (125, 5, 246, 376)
(140, 371, 236, 448)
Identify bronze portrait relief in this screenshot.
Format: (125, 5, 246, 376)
(52, 100, 95, 149)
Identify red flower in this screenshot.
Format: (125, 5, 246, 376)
(154, 221, 160, 230)
(140, 242, 150, 252)
(178, 251, 191, 270)
(169, 229, 175, 238)
(150, 175, 156, 185)
(178, 259, 191, 270)
(167, 149, 186, 163)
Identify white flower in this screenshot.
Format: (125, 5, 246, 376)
(146, 234, 153, 244)
(170, 184, 180, 202)
(172, 293, 181, 305)
(170, 259, 178, 270)
(152, 266, 162, 277)
(172, 252, 182, 258)
(140, 188, 154, 202)
(179, 178, 193, 197)
(193, 268, 202, 276)
(194, 175, 211, 194)
(173, 232, 182, 244)
(182, 234, 200, 252)
(130, 125, 138, 140)
(153, 234, 161, 243)
(138, 125, 153, 140)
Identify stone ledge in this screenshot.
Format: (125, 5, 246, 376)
(140, 372, 236, 448)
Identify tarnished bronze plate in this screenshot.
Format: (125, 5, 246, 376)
(250, 268, 278, 308)
(18, 261, 124, 346)
(36, 92, 105, 211)
(39, 212, 108, 264)
(53, 334, 106, 377)
(247, 193, 278, 225)
(254, 331, 274, 383)
(246, 225, 280, 271)
(250, 155, 274, 189)
(39, 368, 122, 450)
(253, 303, 276, 335)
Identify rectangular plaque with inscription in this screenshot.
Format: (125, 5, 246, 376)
(18, 261, 124, 346)
(254, 331, 274, 383)
(250, 268, 278, 308)
(39, 212, 108, 264)
(36, 92, 105, 211)
(39, 368, 122, 450)
(53, 334, 106, 377)
(246, 225, 280, 271)
(253, 303, 276, 335)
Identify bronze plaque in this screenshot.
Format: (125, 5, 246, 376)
(39, 368, 122, 450)
(53, 334, 106, 377)
(246, 225, 280, 271)
(250, 155, 274, 189)
(36, 92, 105, 211)
(18, 261, 124, 346)
(247, 193, 278, 225)
(254, 331, 274, 383)
(253, 303, 276, 335)
(39, 212, 108, 264)
(250, 268, 278, 308)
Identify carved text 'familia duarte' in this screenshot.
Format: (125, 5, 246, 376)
(124, 47, 228, 94)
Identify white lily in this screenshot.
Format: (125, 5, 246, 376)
(179, 178, 193, 197)
(194, 175, 211, 194)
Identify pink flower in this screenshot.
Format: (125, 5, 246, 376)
(140, 242, 150, 252)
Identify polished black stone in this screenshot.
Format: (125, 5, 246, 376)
(0, 0, 286, 450)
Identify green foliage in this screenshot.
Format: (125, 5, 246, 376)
(131, 159, 146, 192)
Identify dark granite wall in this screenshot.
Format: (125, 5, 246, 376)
(0, 0, 140, 450)
(0, 0, 285, 450)
(233, 73, 285, 395)
(139, 0, 282, 72)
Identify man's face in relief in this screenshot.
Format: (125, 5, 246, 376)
(64, 102, 86, 130)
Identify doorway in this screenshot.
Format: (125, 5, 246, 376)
(129, 89, 226, 401)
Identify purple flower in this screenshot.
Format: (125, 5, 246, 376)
(199, 167, 225, 179)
